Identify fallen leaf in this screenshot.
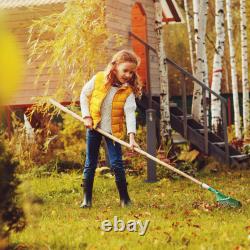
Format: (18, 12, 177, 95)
(192, 224, 201, 229)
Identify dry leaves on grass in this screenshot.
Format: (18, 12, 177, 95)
(192, 201, 224, 211)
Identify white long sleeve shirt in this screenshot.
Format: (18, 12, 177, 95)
(80, 75, 137, 135)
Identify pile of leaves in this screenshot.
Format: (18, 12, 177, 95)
(156, 143, 207, 180)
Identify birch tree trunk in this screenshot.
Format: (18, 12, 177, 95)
(191, 0, 209, 122)
(193, 0, 199, 59)
(184, 0, 195, 75)
(154, 0, 171, 143)
(204, 50, 209, 88)
(240, 0, 250, 137)
(211, 0, 225, 133)
(226, 0, 242, 139)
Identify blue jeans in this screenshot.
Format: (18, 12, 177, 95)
(83, 129, 126, 182)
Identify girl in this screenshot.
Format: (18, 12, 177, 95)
(80, 50, 142, 208)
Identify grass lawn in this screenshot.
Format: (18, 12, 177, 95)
(9, 169, 250, 250)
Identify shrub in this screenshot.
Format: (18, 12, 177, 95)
(0, 139, 25, 247)
(6, 106, 87, 173)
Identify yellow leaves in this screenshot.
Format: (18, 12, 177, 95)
(227, 125, 235, 143)
(43, 135, 58, 153)
(51, 210, 57, 216)
(157, 177, 171, 187)
(178, 149, 200, 162)
(27, 0, 119, 104)
(95, 166, 110, 176)
(191, 209, 201, 216)
(144, 211, 151, 216)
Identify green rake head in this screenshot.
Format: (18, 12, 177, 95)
(208, 187, 242, 208)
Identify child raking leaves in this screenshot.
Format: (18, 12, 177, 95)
(79, 50, 142, 208)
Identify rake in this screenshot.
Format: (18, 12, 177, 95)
(49, 98, 242, 208)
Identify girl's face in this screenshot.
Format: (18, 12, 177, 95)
(115, 62, 137, 84)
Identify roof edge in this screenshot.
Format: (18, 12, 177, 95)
(0, 0, 66, 9)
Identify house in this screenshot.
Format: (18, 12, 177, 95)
(0, 0, 183, 130)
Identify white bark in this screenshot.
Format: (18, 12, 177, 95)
(240, 0, 250, 137)
(184, 0, 195, 74)
(211, 0, 225, 133)
(226, 0, 242, 139)
(191, 0, 208, 122)
(193, 0, 199, 60)
(154, 0, 171, 141)
(204, 50, 209, 89)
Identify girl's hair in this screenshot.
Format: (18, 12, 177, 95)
(104, 49, 142, 99)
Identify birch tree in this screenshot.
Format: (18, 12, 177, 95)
(211, 0, 225, 133)
(226, 0, 242, 139)
(240, 0, 250, 137)
(154, 0, 171, 143)
(193, 0, 199, 58)
(184, 0, 195, 74)
(204, 49, 209, 88)
(191, 0, 209, 122)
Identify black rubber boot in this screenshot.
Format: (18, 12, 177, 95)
(115, 179, 132, 207)
(80, 178, 94, 208)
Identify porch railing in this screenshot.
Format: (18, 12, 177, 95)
(128, 31, 230, 164)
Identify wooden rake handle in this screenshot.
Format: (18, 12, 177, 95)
(49, 98, 202, 186)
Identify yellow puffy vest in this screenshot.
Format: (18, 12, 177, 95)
(89, 71, 133, 139)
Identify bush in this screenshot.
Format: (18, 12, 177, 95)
(6, 106, 86, 173)
(0, 139, 25, 247)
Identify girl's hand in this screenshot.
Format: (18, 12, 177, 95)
(129, 140, 140, 152)
(83, 116, 93, 129)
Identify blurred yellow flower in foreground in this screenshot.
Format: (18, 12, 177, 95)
(0, 14, 24, 105)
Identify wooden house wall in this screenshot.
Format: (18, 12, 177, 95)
(4, 3, 65, 106)
(5, 0, 160, 107)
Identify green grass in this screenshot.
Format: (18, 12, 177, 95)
(9, 169, 250, 250)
